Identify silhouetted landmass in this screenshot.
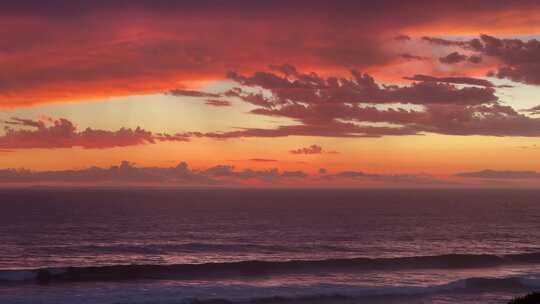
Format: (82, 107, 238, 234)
(509, 292, 540, 304)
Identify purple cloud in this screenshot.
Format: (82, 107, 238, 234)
(0, 117, 189, 149)
(439, 52, 467, 64)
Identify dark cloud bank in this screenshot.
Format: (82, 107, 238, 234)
(456, 170, 540, 179)
(0, 161, 446, 187)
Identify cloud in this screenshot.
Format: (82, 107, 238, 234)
(523, 105, 540, 115)
(0, 160, 452, 187)
(0, 117, 188, 149)
(2, 1, 540, 107)
(438, 52, 482, 65)
(167, 89, 221, 98)
(477, 35, 540, 85)
(290, 144, 323, 155)
(400, 53, 427, 61)
(4, 68, 538, 148)
(0, 161, 211, 184)
(167, 89, 232, 107)
(153, 133, 191, 142)
(418, 103, 540, 137)
(494, 65, 540, 86)
(248, 158, 278, 162)
(163, 66, 540, 139)
(404, 74, 494, 87)
(517, 144, 539, 150)
(424, 35, 540, 86)
(204, 165, 308, 181)
(0, 161, 310, 186)
(228, 66, 498, 106)
(186, 122, 420, 139)
(439, 52, 467, 64)
(394, 34, 411, 41)
(422, 36, 469, 47)
(468, 55, 482, 64)
(321, 170, 446, 185)
(205, 99, 232, 107)
(456, 170, 540, 179)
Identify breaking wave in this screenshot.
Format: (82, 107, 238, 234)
(2, 251, 540, 284)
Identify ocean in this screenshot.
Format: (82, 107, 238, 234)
(1, 189, 539, 304)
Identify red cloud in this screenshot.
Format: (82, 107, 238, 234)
(1, 1, 540, 107)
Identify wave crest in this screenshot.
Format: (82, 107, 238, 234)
(2, 251, 540, 284)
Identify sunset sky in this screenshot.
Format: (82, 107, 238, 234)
(1, 0, 540, 187)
